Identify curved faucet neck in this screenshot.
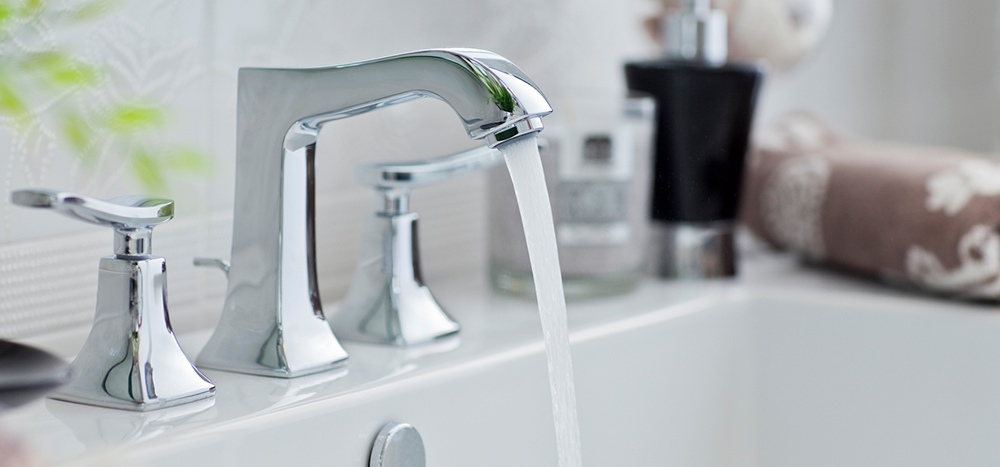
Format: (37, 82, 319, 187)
(198, 49, 551, 377)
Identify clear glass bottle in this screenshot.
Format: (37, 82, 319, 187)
(488, 96, 655, 299)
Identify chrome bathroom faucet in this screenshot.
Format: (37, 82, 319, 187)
(197, 49, 552, 377)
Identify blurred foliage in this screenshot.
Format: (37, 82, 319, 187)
(0, 0, 211, 193)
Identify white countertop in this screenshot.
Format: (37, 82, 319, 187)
(4, 249, 997, 466)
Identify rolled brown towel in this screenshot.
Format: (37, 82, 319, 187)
(740, 113, 1000, 299)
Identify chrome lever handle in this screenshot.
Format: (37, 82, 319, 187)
(355, 145, 503, 190)
(11, 188, 173, 259)
(355, 138, 548, 189)
(355, 139, 546, 216)
(11, 188, 173, 229)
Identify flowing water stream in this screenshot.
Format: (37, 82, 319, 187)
(499, 136, 583, 467)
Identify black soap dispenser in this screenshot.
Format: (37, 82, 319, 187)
(625, 0, 762, 278)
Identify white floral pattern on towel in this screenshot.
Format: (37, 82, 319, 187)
(906, 224, 1000, 294)
(926, 159, 1000, 215)
(761, 154, 830, 260)
(906, 159, 1000, 298)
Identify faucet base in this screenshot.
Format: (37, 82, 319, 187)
(194, 359, 348, 379)
(50, 384, 215, 412)
(334, 213, 460, 346)
(50, 257, 215, 411)
(196, 319, 349, 378)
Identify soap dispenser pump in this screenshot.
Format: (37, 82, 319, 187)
(625, 0, 762, 278)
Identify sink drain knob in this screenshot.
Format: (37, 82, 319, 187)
(370, 422, 425, 467)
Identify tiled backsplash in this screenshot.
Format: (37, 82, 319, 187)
(0, 0, 653, 338)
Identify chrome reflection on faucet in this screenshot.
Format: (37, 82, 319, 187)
(197, 49, 552, 376)
(12, 189, 215, 411)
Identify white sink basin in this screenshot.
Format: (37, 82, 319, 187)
(7, 253, 1000, 466)
(577, 291, 1000, 466)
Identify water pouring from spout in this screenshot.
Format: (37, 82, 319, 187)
(500, 135, 584, 467)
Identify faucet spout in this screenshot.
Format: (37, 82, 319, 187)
(197, 49, 551, 377)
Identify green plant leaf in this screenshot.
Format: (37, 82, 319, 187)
(21, 51, 101, 89)
(59, 110, 96, 161)
(105, 101, 164, 134)
(65, 0, 117, 21)
(0, 76, 31, 126)
(165, 148, 211, 174)
(129, 147, 166, 192)
(0, 2, 13, 30)
(21, 0, 43, 16)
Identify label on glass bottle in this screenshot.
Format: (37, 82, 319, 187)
(555, 131, 633, 246)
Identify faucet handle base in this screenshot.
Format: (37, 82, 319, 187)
(49, 257, 215, 411)
(334, 213, 459, 346)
